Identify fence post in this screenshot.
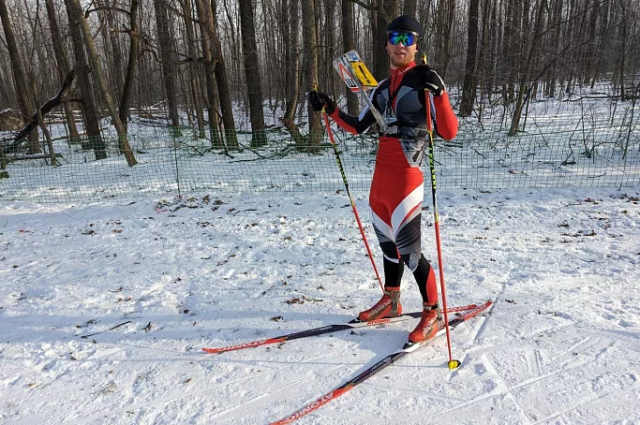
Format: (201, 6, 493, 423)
(0, 144, 8, 178)
(173, 127, 181, 198)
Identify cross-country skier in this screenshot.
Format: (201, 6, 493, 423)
(308, 15, 459, 344)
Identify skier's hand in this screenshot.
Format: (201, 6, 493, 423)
(414, 65, 445, 96)
(308, 91, 335, 113)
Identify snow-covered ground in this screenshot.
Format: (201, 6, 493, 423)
(2, 187, 639, 424)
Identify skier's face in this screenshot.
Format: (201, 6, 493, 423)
(386, 33, 417, 69)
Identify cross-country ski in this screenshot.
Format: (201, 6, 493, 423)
(202, 304, 478, 354)
(271, 301, 492, 424)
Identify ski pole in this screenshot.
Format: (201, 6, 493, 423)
(320, 103, 384, 293)
(421, 55, 459, 369)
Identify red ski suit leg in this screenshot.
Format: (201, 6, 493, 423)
(369, 137, 438, 304)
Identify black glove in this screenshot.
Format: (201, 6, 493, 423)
(308, 90, 335, 114)
(414, 65, 445, 96)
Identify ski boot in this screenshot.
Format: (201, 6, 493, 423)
(408, 303, 442, 343)
(358, 287, 402, 321)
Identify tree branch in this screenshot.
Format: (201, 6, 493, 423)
(10, 70, 76, 148)
(348, 0, 377, 11)
(84, 6, 131, 18)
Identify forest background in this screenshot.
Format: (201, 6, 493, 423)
(0, 0, 639, 201)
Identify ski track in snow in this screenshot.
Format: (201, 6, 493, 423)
(1, 188, 640, 424)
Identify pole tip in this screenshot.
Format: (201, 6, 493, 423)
(448, 359, 461, 370)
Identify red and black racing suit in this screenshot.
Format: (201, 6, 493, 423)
(328, 61, 458, 305)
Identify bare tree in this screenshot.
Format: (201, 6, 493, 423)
(0, 64, 13, 106)
(44, 0, 79, 142)
(324, 0, 337, 97)
(0, 0, 636, 160)
(342, 0, 359, 116)
(590, 0, 613, 88)
(66, 0, 138, 166)
(182, 0, 205, 138)
(373, 1, 401, 80)
(503, 0, 522, 102)
(433, 0, 456, 78)
(616, 0, 629, 101)
(475, 0, 493, 117)
(118, 0, 139, 133)
(301, 0, 321, 151)
(404, 0, 418, 18)
(194, 0, 223, 148)
(459, 0, 480, 116)
(153, 0, 180, 129)
(509, 0, 547, 135)
(0, 0, 39, 153)
(239, 0, 266, 147)
(210, 0, 238, 150)
(63, 0, 106, 160)
(12, 71, 75, 150)
(282, 0, 304, 144)
(545, 0, 563, 98)
(99, 0, 125, 101)
(581, 0, 600, 83)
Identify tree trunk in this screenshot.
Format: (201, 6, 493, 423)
(221, 0, 242, 117)
(182, 0, 205, 138)
(0, 144, 8, 176)
(283, 0, 298, 121)
(590, 0, 612, 88)
(0, 66, 11, 107)
(0, 0, 39, 154)
(372, 4, 385, 80)
(66, 0, 137, 166)
(563, 0, 579, 94)
(102, 0, 124, 101)
(476, 0, 492, 119)
(460, 0, 480, 116)
(63, 0, 106, 160)
(301, 0, 321, 152)
(261, 0, 276, 111)
(484, 0, 499, 101)
(404, 0, 418, 18)
(282, 0, 304, 145)
(434, 0, 456, 78)
(545, 0, 563, 97)
(30, 74, 71, 167)
(342, 0, 359, 116)
(373, 0, 401, 80)
(503, 0, 521, 102)
(153, 0, 180, 130)
(194, 0, 223, 149)
(11, 71, 75, 147)
(210, 0, 239, 150)
(617, 0, 628, 101)
(509, 0, 547, 135)
(239, 0, 267, 147)
(119, 0, 139, 134)
(44, 0, 80, 142)
(521, 0, 532, 53)
(325, 0, 336, 97)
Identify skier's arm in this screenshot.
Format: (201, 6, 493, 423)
(308, 89, 377, 135)
(329, 107, 377, 135)
(414, 65, 459, 140)
(432, 92, 458, 141)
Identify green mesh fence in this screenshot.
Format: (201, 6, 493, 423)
(1, 92, 639, 203)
